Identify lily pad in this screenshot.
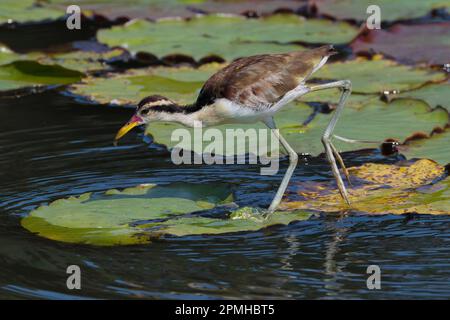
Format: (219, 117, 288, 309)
(22, 182, 315, 245)
(148, 209, 312, 237)
(0, 0, 62, 25)
(46, 0, 305, 20)
(146, 98, 449, 157)
(313, 0, 450, 22)
(68, 63, 223, 105)
(0, 45, 23, 65)
(0, 60, 83, 93)
(97, 15, 359, 61)
(351, 22, 450, 66)
(21, 183, 235, 245)
(31, 48, 128, 73)
(281, 159, 450, 215)
(387, 82, 450, 112)
(313, 58, 447, 94)
(398, 129, 450, 166)
(290, 98, 449, 156)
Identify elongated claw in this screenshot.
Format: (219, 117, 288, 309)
(329, 142, 352, 186)
(323, 140, 351, 206)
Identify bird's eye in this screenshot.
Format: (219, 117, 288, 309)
(140, 109, 149, 115)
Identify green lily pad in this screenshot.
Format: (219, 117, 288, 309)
(22, 183, 235, 245)
(0, 46, 23, 65)
(313, 0, 449, 22)
(292, 98, 449, 156)
(97, 15, 359, 61)
(68, 58, 442, 107)
(313, 58, 446, 94)
(145, 98, 449, 157)
(21, 182, 314, 245)
(68, 64, 448, 158)
(150, 209, 312, 237)
(68, 63, 222, 105)
(0, 0, 62, 25)
(46, 0, 304, 20)
(351, 22, 450, 66)
(0, 43, 127, 72)
(301, 89, 380, 109)
(0, 60, 83, 93)
(387, 82, 450, 112)
(398, 129, 450, 165)
(30, 48, 128, 73)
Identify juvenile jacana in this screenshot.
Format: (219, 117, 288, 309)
(115, 45, 352, 212)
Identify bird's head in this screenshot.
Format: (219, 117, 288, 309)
(114, 95, 175, 143)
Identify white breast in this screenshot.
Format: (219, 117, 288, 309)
(196, 98, 274, 126)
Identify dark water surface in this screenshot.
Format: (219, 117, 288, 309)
(0, 92, 449, 299)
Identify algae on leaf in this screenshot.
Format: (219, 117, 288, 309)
(281, 159, 450, 215)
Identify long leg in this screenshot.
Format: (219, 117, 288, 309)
(307, 80, 352, 205)
(264, 117, 298, 213)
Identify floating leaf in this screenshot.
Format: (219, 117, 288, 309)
(281, 159, 450, 215)
(31, 48, 128, 73)
(21, 183, 234, 245)
(68, 63, 223, 105)
(301, 89, 379, 109)
(351, 22, 450, 66)
(291, 98, 449, 156)
(146, 98, 449, 157)
(97, 15, 359, 61)
(388, 82, 450, 112)
(46, 0, 304, 20)
(0, 0, 62, 25)
(313, 58, 446, 94)
(0, 60, 83, 93)
(313, 0, 449, 22)
(67, 63, 448, 158)
(22, 182, 315, 245)
(149, 209, 312, 237)
(0, 46, 23, 65)
(398, 129, 450, 165)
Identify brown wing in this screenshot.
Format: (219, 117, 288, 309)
(195, 45, 336, 109)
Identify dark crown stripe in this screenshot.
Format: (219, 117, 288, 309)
(151, 103, 204, 114)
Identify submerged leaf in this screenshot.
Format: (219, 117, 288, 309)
(97, 15, 359, 61)
(281, 159, 450, 215)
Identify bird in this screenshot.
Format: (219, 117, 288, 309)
(114, 45, 352, 213)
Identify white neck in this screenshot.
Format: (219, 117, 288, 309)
(154, 110, 204, 127)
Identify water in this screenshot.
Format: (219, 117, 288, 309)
(0, 91, 449, 299)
